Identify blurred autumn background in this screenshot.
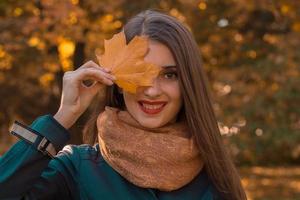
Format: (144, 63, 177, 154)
(0, 0, 299, 199)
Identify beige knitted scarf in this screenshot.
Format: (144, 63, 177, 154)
(97, 106, 203, 191)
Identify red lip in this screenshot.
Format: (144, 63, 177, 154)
(138, 100, 167, 105)
(138, 100, 167, 114)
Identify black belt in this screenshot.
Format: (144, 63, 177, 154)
(10, 121, 57, 158)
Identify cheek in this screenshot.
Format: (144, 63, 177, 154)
(123, 92, 136, 107)
(164, 82, 182, 103)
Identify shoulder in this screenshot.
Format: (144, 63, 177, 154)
(204, 185, 223, 200)
(57, 143, 103, 160)
(49, 143, 104, 171)
(187, 168, 223, 199)
(200, 170, 223, 199)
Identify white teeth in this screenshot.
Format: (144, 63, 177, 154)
(142, 103, 164, 110)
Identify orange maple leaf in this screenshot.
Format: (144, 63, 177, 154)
(96, 31, 161, 93)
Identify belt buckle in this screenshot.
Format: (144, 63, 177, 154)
(37, 137, 49, 153)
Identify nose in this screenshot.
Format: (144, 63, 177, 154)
(142, 78, 162, 98)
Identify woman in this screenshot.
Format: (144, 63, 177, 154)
(0, 10, 246, 200)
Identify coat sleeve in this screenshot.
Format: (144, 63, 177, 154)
(0, 115, 77, 199)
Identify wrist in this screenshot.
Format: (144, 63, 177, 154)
(53, 110, 79, 129)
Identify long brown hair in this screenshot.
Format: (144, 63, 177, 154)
(83, 9, 247, 200)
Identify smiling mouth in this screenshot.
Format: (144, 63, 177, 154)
(138, 101, 167, 114)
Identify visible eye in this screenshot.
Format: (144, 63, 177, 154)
(163, 71, 178, 79)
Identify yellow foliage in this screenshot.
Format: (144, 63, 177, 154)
(28, 37, 40, 47)
(103, 14, 114, 22)
(280, 4, 290, 14)
(263, 34, 279, 44)
(234, 33, 243, 42)
(292, 22, 300, 32)
(169, 8, 186, 22)
(58, 38, 75, 71)
(28, 37, 45, 50)
(271, 83, 279, 92)
(0, 46, 12, 70)
(0, 46, 5, 58)
(198, 2, 207, 10)
(39, 73, 55, 87)
(113, 20, 122, 29)
(61, 59, 73, 72)
(44, 63, 60, 73)
(68, 12, 78, 25)
(13, 8, 23, 17)
(99, 14, 121, 32)
(70, 0, 79, 5)
(58, 38, 75, 58)
(247, 50, 257, 59)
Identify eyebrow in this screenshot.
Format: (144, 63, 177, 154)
(162, 65, 177, 69)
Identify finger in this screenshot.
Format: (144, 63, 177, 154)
(81, 75, 114, 86)
(89, 82, 104, 94)
(82, 79, 96, 87)
(78, 60, 99, 69)
(81, 77, 113, 87)
(75, 68, 114, 86)
(76, 67, 116, 81)
(78, 60, 111, 73)
(80, 82, 104, 104)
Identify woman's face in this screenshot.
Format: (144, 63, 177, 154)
(123, 40, 183, 128)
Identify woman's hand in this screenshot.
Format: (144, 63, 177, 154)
(54, 61, 115, 129)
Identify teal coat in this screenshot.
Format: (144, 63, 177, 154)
(0, 115, 222, 199)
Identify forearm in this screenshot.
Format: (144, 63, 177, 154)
(0, 140, 50, 196)
(54, 109, 79, 130)
(0, 141, 74, 199)
(0, 115, 70, 197)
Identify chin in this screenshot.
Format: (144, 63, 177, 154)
(138, 120, 163, 129)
